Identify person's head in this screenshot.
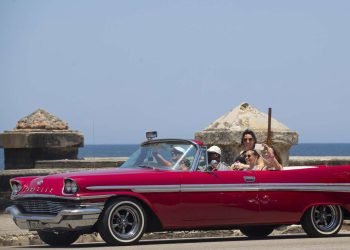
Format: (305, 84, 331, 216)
(171, 146, 185, 161)
(207, 145, 222, 163)
(241, 129, 257, 150)
(245, 149, 260, 167)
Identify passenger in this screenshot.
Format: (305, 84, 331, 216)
(232, 129, 264, 170)
(232, 149, 261, 170)
(207, 145, 229, 171)
(260, 143, 283, 170)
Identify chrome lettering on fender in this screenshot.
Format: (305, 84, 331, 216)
(22, 185, 53, 193)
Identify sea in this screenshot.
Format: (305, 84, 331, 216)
(1, 143, 350, 170)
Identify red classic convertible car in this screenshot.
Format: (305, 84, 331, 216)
(5, 135, 350, 246)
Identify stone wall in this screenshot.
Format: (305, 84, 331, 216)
(289, 156, 350, 166)
(195, 103, 298, 166)
(0, 109, 84, 170)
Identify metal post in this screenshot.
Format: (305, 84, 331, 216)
(267, 108, 272, 146)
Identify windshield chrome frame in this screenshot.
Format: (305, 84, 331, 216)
(127, 139, 203, 171)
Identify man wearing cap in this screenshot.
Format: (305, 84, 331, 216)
(207, 145, 229, 171)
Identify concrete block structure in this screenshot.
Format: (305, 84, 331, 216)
(195, 103, 299, 166)
(0, 109, 83, 169)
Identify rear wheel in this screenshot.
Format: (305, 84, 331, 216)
(240, 225, 275, 238)
(98, 198, 146, 245)
(301, 204, 343, 237)
(37, 231, 80, 246)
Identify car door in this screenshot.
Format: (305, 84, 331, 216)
(179, 169, 260, 228)
(254, 167, 330, 224)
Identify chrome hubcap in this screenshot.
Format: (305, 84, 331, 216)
(312, 205, 339, 232)
(111, 205, 140, 239)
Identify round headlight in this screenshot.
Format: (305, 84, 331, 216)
(11, 184, 17, 194)
(17, 183, 22, 192)
(64, 179, 79, 194)
(11, 182, 22, 195)
(65, 182, 72, 193)
(71, 182, 78, 193)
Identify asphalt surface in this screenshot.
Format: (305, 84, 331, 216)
(0, 213, 27, 235)
(2, 211, 350, 248)
(2, 234, 350, 250)
(0, 213, 42, 247)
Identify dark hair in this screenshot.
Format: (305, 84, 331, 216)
(241, 129, 257, 145)
(246, 149, 260, 159)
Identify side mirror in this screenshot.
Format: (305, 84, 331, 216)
(146, 131, 157, 140)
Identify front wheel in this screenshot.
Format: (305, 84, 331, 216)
(98, 198, 146, 246)
(240, 225, 275, 238)
(301, 204, 343, 237)
(37, 230, 80, 246)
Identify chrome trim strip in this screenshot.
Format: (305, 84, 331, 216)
(11, 194, 114, 201)
(77, 194, 115, 200)
(86, 183, 350, 193)
(11, 194, 77, 200)
(86, 185, 181, 192)
(13, 183, 350, 201)
(181, 184, 259, 192)
(5, 205, 103, 230)
(258, 183, 350, 192)
(184, 183, 350, 192)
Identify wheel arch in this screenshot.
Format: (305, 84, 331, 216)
(102, 194, 163, 232)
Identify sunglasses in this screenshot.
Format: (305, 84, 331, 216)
(171, 151, 182, 156)
(209, 153, 219, 157)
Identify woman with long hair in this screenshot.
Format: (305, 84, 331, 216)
(232, 129, 264, 170)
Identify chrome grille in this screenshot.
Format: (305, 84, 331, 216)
(17, 200, 66, 215)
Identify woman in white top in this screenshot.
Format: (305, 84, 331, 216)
(232, 149, 260, 171)
(232, 146, 283, 171)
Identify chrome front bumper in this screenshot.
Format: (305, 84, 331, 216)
(5, 205, 103, 231)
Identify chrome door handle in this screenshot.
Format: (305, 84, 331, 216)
(244, 176, 256, 183)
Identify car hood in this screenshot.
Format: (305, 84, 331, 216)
(14, 167, 176, 198)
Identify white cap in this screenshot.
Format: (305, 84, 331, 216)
(173, 146, 186, 154)
(208, 145, 221, 155)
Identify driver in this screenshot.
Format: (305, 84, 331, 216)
(152, 146, 190, 170)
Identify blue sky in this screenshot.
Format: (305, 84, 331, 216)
(1, 0, 350, 144)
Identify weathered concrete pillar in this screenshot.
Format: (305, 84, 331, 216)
(195, 103, 298, 166)
(0, 109, 84, 169)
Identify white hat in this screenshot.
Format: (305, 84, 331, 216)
(208, 145, 221, 155)
(173, 146, 186, 154)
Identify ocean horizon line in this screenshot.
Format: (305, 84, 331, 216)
(82, 142, 350, 146)
(1, 143, 350, 170)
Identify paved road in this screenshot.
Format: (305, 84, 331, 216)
(2, 234, 350, 250)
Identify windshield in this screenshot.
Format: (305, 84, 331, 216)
(120, 140, 198, 171)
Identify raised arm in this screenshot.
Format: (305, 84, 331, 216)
(261, 143, 283, 170)
(152, 152, 172, 166)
